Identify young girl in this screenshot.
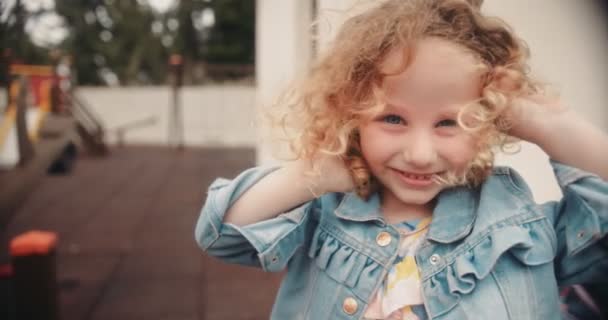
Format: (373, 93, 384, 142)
(195, 0, 608, 319)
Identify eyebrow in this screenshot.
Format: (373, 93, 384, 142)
(383, 103, 405, 112)
(437, 108, 460, 118)
(383, 103, 462, 116)
(379, 104, 410, 118)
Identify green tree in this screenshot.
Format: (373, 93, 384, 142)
(56, 0, 169, 85)
(202, 0, 255, 65)
(1, 0, 57, 65)
(2, 0, 256, 85)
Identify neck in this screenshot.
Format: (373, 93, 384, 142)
(381, 193, 434, 225)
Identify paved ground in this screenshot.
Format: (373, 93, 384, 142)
(0, 145, 282, 320)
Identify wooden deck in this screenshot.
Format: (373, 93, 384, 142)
(0, 145, 282, 320)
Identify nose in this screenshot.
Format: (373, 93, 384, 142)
(403, 134, 437, 168)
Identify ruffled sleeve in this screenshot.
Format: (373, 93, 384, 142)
(540, 160, 608, 285)
(194, 166, 319, 272)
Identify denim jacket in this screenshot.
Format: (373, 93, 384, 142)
(195, 161, 608, 320)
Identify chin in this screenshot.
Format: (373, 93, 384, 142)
(392, 189, 440, 205)
(397, 194, 436, 205)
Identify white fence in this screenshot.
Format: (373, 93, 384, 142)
(78, 85, 258, 147)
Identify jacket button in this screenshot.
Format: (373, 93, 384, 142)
(376, 232, 392, 247)
(429, 254, 441, 265)
(342, 297, 358, 315)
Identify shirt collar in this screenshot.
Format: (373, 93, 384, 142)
(333, 186, 477, 243)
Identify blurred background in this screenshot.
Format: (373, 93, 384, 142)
(0, 0, 607, 319)
(2, 0, 255, 85)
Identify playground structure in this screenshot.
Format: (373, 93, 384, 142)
(0, 62, 108, 228)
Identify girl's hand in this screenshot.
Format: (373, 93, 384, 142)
(506, 94, 569, 143)
(506, 93, 608, 180)
(293, 153, 356, 196)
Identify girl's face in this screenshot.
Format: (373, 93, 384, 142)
(359, 37, 483, 215)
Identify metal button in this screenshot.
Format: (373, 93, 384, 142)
(429, 254, 441, 265)
(342, 297, 358, 315)
(271, 255, 279, 263)
(376, 231, 392, 247)
(577, 230, 586, 239)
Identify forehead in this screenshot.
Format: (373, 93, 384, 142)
(380, 37, 484, 110)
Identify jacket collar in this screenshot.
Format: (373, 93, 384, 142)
(334, 192, 385, 224)
(333, 186, 477, 243)
(426, 186, 477, 243)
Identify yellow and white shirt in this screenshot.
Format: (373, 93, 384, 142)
(363, 218, 431, 320)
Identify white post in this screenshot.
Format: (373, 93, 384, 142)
(255, 0, 313, 165)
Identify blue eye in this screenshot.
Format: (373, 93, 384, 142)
(436, 119, 457, 127)
(382, 114, 404, 125)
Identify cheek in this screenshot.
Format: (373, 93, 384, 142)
(359, 126, 391, 166)
(359, 129, 376, 161)
(439, 136, 478, 168)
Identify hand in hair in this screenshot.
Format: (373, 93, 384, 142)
(506, 93, 568, 142)
(507, 94, 608, 180)
(303, 153, 356, 196)
(223, 155, 355, 226)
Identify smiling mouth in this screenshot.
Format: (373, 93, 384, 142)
(401, 172, 432, 180)
(391, 169, 439, 187)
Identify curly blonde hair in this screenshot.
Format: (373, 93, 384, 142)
(273, 0, 539, 198)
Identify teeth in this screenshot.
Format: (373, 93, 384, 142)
(405, 173, 430, 180)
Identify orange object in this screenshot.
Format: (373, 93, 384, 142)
(8, 63, 67, 110)
(10, 231, 58, 257)
(169, 54, 183, 66)
(9, 64, 54, 77)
